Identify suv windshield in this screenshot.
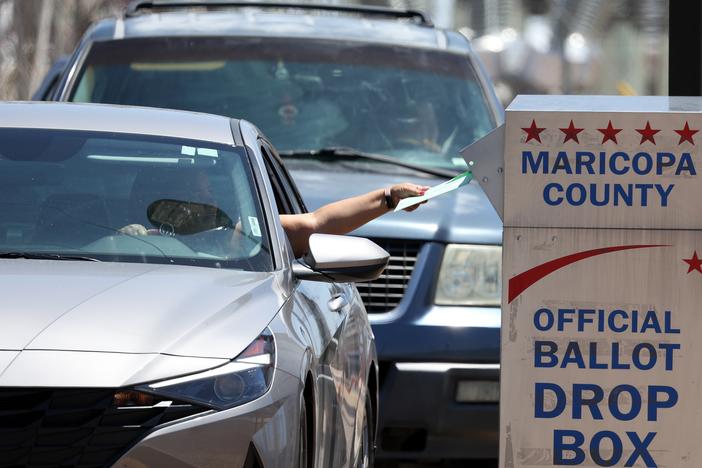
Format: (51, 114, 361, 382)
(0, 128, 272, 271)
(71, 37, 495, 171)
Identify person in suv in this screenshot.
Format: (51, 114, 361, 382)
(42, 1, 505, 462)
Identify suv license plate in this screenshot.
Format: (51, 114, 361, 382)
(455, 380, 499, 403)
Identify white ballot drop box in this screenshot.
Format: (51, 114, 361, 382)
(468, 95, 702, 468)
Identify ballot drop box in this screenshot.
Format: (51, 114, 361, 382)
(499, 96, 702, 468)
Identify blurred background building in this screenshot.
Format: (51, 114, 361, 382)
(0, 0, 669, 105)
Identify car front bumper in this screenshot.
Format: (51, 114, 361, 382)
(374, 358, 499, 460)
(114, 368, 301, 468)
(371, 315, 501, 461)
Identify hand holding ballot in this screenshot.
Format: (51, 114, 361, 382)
(280, 174, 472, 257)
(394, 171, 473, 212)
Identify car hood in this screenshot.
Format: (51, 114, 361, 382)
(290, 166, 502, 244)
(0, 260, 285, 359)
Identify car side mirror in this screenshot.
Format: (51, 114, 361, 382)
(293, 233, 389, 283)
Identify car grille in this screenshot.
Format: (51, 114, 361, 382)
(356, 239, 422, 313)
(0, 388, 209, 468)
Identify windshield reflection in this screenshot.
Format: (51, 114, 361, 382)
(0, 128, 272, 271)
(72, 37, 496, 170)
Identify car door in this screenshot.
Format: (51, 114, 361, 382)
(259, 141, 354, 466)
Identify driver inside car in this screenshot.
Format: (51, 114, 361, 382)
(119, 168, 220, 237)
(119, 167, 428, 258)
(386, 99, 441, 153)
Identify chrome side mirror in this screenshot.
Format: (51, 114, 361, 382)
(293, 234, 389, 283)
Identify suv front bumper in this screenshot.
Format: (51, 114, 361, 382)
(377, 359, 499, 459)
(371, 311, 500, 461)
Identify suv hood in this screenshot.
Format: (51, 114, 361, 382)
(290, 167, 502, 244)
(0, 260, 284, 359)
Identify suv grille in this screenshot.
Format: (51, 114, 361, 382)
(0, 388, 209, 468)
(357, 239, 422, 313)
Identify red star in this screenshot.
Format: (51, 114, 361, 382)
(560, 120, 584, 144)
(674, 122, 698, 145)
(636, 121, 660, 145)
(597, 120, 622, 144)
(683, 251, 702, 274)
(522, 119, 545, 143)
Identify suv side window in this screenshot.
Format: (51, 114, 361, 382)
(260, 140, 307, 215)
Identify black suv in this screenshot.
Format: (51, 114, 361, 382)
(40, 1, 505, 462)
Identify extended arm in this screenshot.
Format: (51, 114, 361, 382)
(281, 183, 428, 257)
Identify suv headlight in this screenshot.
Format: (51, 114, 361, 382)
(434, 244, 501, 306)
(137, 328, 275, 410)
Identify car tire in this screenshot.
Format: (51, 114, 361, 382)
(356, 391, 375, 468)
(298, 393, 310, 468)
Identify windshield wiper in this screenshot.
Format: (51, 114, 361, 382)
(279, 147, 459, 178)
(0, 252, 101, 262)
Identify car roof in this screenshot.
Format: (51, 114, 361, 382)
(89, 9, 472, 54)
(0, 102, 238, 145)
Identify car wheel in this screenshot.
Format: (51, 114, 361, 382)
(356, 391, 375, 468)
(298, 393, 309, 468)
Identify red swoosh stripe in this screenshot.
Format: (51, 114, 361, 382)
(507, 244, 670, 304)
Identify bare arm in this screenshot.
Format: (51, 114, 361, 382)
(281, 183, 428, 257)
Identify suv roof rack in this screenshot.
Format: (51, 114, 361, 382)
(125, 1, 433, 27)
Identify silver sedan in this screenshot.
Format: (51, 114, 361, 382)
(0, 102, 386, 468)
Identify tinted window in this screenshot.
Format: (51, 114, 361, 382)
(71, 37, 495, 171)
(0, 128, 273, 271)
(261, 141, 305, 214)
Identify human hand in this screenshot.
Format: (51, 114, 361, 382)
(390, 183, 430, 212)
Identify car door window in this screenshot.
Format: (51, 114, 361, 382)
(260, 141, 307, 214)
(260, 144, 294, 215)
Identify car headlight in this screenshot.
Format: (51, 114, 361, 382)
(434, 244, 501, 306)
(136, 328, 275, 410)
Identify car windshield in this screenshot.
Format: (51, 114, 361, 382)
(0, 128, 273, 271)
(71, 37, 495, 171)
